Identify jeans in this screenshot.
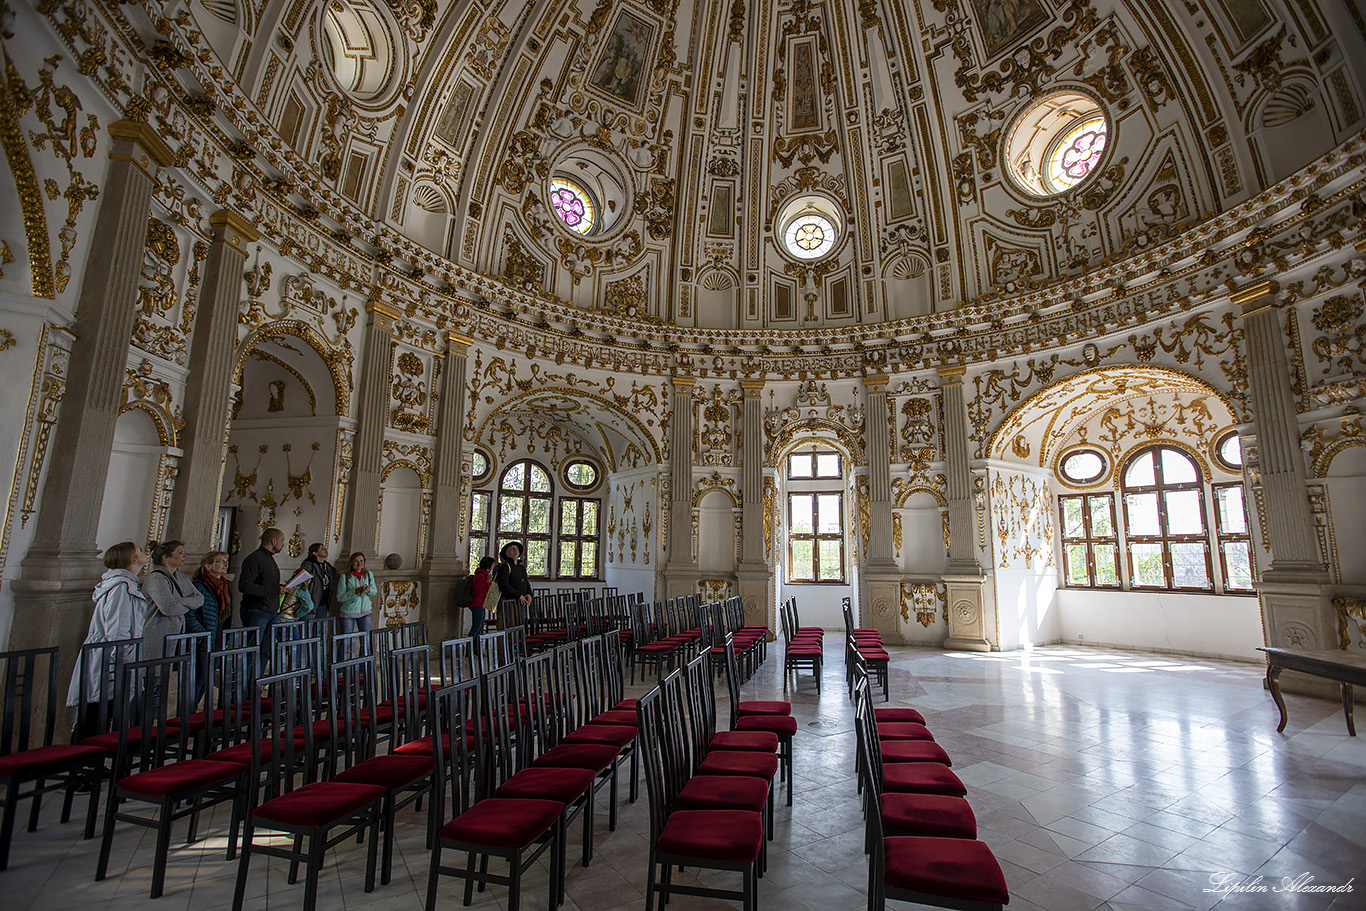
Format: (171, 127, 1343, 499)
(339, 614, 372, 634)
(240, 607, 276, 668)
(468, 606, 486, 642)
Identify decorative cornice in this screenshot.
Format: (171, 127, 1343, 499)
(209, 209, 260, 251)
(739, 380, 766, 394)
(862, 375, 889, 389)
(1230, 280, 1280, 308)
(445, 332, 475, 352)
(937, 365, 967, 379)
(672, 376, 697, 389)
(106, 119, 173, 170)
(366, 301, 404, 322)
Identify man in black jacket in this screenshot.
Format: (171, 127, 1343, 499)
(492, 541, 533, 629)
(239, 528, 296, 660)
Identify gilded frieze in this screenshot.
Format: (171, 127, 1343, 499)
(990, 471, 1055, 570)
(119, 364, 182, 447)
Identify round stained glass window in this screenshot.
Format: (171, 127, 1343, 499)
(1047, 117, 1108, 191)
(1004, 92, 1110, 198)
(783, 213, 836, 260)
(549, 177, 595, 235)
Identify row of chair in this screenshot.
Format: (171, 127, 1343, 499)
(844, 596, 890, 700)
(779, 596, 824, 693)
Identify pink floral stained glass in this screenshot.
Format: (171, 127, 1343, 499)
(549, 178, 595, 235)
(1047, 117, 1107, 191)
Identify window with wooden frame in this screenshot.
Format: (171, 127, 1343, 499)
(557, 497, 600, 580)
(1059, 493, 1120, 588)
(1212, 482, 1254, 592)
(467, 490, 491, 569)
(788, 449, 842, 480)
(787, 492, 845, 583)
(496, 459, 553, 577)
(1121, 446, 1212, 590)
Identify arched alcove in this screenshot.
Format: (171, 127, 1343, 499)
(378, 465, 422, 570)
(96, 409, 164, 550)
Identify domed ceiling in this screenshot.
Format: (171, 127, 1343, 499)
(144, 0, 1366, 331)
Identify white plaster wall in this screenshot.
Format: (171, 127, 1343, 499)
(1055, 589, 1264, 661)
(779, 582, 857, 630)
(378, 466, 422, 570)
(696, 491, 734, 574)
(1323, 447, 1366, 587)
(994, 569, 1061, 649)
(95, 410, 163, 550)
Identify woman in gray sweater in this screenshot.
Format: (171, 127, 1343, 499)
(142, 540, 203, 659)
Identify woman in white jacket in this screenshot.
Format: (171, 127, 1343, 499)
(66, 543, 149, 730)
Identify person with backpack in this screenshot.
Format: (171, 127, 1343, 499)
(469, 556, 495, 642)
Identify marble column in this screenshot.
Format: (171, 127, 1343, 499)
(938, 366, 990, 651)
(420, 332, 473, 644)
(1233, 281, 1333, 661)
(341, 300, 400, 556)
(164, 210, 259, 557)
(663, 376, 698, 597)
(11, 121, 173, 667)
(861, 376, 904, 643)
(735, 379, 773, 635)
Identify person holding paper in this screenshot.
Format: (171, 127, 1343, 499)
(336, 551, 376, 633)
(300, 543, 336, 619)
(239, 527, 299, 660)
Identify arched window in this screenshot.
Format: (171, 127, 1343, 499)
(785, 448, 846, 583)
(497, 459, 553, 577)
(1121, 446, 1211, 590)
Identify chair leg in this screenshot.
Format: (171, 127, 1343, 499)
(364, 813, 380, 893)
(60, 780, 75, 825)
(82, 771, 100, 840)
(380, 793, 396, 885)
(0, 788, 18, 871)
(581, 793, 595, 866)
(27, 780, 43, 832)
(231, 827, 253, 911)
(508, 852, 521, 911)
(95, 791, 119, 880)
(187, 795, 202, 844)
(150, 799, 173, 899)
(645, 852, 657, 911)
(302, 834, 323, 911)
(462, 851, 477, 904)
(226, 789, 243, 860)
(288, 833, 304, 883)
(424, 841, 441, 911)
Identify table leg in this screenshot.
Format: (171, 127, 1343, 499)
(1341, 683, 1356, 737)
(1268, 665, 1288, 732)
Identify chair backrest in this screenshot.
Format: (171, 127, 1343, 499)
(73, 637, 142, 740)
(634, 686, 673, 844)
(295, 617, 335, 641)
(660, 668, 698, 780)
(481, 662, 527, 795)
(0, 647, 61, 755)
(272, 633, 324, 677)
(853, 688, 892, 907)
(113, 654, 192, 778)
(477, 629, 517, 672)
(683, 652, 720, 748)
(203, 645, 259, 753)
(332, 654, 379, 770)
(721, 636, 744, 731)
(430, 677, 482, 818)
(387, 644, 431, 748)
(439, 636, 476, 683)
(219, 626, 259, 651)
(574, 637, 610, 719)
(166, 630, 213, 698)
(504, 625, 527, 662)
(251, 668, 317, 802)
(331, 630, 373, 664)
(521, 650, 561, 754)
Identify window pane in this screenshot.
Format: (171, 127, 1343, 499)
(567, 461, 597, 487)
(1094, 544, 1120, 586)
(561, 500, 578, 535)
(470, 493, 489, 532)
(1125, 493, 1161, 536)
(1223, 542, 1253, 590)
(1219, 434, 1243, 467)
(790, 496, 813, 534)
(816, 453, 841, 478)
(1125, 451, 1155, 487)
(816, 494, 842, 533)
(788, 454, 813, 478)
(1215, 486, 1247, 534)
(472, 451, 488, 477)
(789, 540, 814, 580)
(1170, 542, 1209, 588)
(529, 465, 551, 493)
(468, 538, 484, 569)
(528, 497, 551, 534)
(559, 542, 577, 576)
(1061, 498, 1085, 538)
(1089, 496, 1114, 538)
(580, 542, 597, 576)
(498, 497, 524, 532)
(1165, 490, 1205, 535)
(526, 540, 549, 576)
(1161, 448, 1197, 484)
(1131, 542, 1165, 586)
(818, 540, 842, 580)
(1062, 451, 1104, 483)
(503, 463, 525, 490)
(1065, 544, 1089, 586)
(582, 501, 599, 535)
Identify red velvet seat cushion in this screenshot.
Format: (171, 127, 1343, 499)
(167, 710, 225, 734)
(294, 720, 334, 742)
(207, 739, 306, 765)
(563, 724, 636, 748)
(359, 705, 393, 727)
(875, 707, 926, 725)
(877, 723, 935, 741)
(786, 648, 824, 658)
(635, 643, 678, 653)
(737, 700, 790, 717)
(333, 754, 433, 789)
(77, 727, 147, 752)
(656, 809, 762, 863)
(613, 698, 638, 711)
(710, 731, 778, 752)
(532, 742, 620, 772)
(253, 781, 384, 829)
(589, 710, 638, 727)
(881, 741, 951, 766)
(438, 798, 564, 849)
(860, 649, 892, 661)
(882, 794, 977, 839)
(736, 714, 798, 737)
(676, 775, 768, 812)
(882, 763, 966, 797)
(494, 766, 595, 802)
(0, 744, 107, 778)
(883, 836, 1009, 904)
(393, 733, 477, 757)
(116, 759, 246, 797)
(697, 751, 779, 780)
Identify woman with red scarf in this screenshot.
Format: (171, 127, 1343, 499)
(190, 550, 233, 638)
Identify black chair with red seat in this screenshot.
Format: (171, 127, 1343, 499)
(94, 653, 249, 898)
(637, 686, 763, 911)
(232, 668, 384, 911)
(683, 652, 779, 760)
(779, 599, 824, 694)
(0, 647, 107, 870)
(219, 627, 260, 652)
(857, 715, 1007, 911)
(328, 653, 435, 885)
(723, 639, 797, 807)
(558, 638, 639, 805)
(171, 643, 259, 763)
(425, 676, 565, 911)
(439, 635, 476, 686)
(854, 683, 967, 799)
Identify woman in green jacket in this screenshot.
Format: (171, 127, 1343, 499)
(336, 551, 376, 633)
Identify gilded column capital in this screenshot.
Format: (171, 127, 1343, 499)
(739, 379, 765, 396)
(672, 376, 697, 389)
(862, 375, 889, 390)
(445, 332, 474, 353)
(208, 209, 260, 252)
(106, 120, 173, 176)
(937, 365, 966, 381)
(365, 299, 403, 329)
(1355, 238, 1366, 254)
(1231, 280, 1280, 314)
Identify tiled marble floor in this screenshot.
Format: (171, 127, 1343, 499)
(6, 643, 1365, 911)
